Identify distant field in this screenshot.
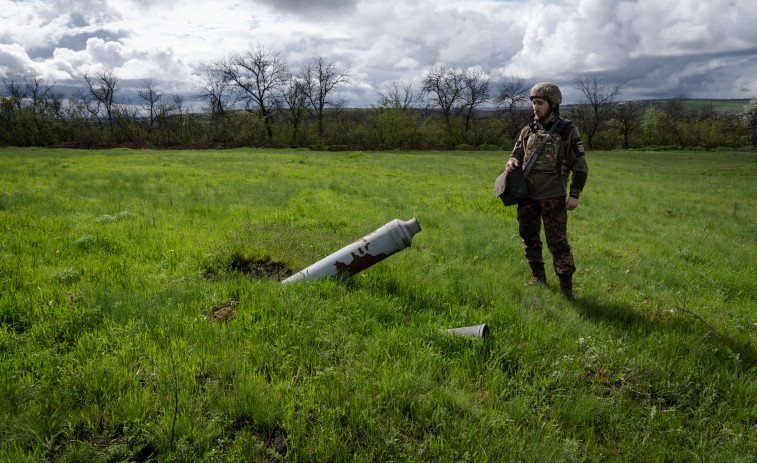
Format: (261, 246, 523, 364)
(562, 98, 750, 113)
(681, 99, 750, 112)
(1, 147, 756, 461)
(650, 98, 749, 112)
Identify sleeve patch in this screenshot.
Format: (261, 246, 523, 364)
(576, 141, 584, 153)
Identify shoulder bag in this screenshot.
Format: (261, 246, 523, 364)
(494, 117, 565, 206)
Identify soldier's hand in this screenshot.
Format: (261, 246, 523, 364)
(566, 197, 579, 210)
(506, 159, 519, 172)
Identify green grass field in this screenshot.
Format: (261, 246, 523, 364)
(1, 146, 756, 461)
(680, 99, 750, 112)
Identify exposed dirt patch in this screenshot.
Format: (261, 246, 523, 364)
(134, 442, 157, 462)
(270, 426, 288, 456)
(230, 256, 292, 281)
(210, 301, 239, 322)
(230, 418, 289, 457)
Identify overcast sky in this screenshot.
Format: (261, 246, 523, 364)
(2, 0, 756, 108)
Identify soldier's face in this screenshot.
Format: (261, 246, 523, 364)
(532, 98, 552, 122)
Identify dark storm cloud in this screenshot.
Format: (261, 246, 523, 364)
(254, 0, 358, 16)
(592, 48, 757, 101)
(0, 47, 28, 74)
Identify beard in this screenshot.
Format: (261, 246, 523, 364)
(534, 105, 553, 122)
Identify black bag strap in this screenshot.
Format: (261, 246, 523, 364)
(522, 117, 565, 179)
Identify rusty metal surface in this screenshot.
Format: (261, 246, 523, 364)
(334, 250, 393, 275)
(281, 218, 421, 284)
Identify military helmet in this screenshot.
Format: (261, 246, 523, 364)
(529, 82, 562, 106)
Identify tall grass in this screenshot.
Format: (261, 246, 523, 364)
(1, 146, 756, 461)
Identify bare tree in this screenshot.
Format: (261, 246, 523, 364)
(276, 74, 310, 144)
(698, 100, 715, 121)
(300, 56, 350, 140)
(612, 101, 644, 149)
(572, 73, 625, 149)
(3, 79, 27, 111)
(171, 94, 184, 115)
(2, 73, 56, 119)
(422, 64, 464, 134)
(372, 80, 422, 148)
(664, 95, 689, 147)
(1, 74, 60, 146)
(41, 90, 65, 122)
(459, 67, 490, 142)
(137, 78, 164, 132)
(81, 69, 119, 130)
(376, 80, 421, 110)
(220, 44, 288, 140)
(196, 60, 238, 118)
(24, 74, 55, 115)
(112, 102, 140, 142)
(422, 64, 490, 143)
(157, 94, 185, 144)
(495, 76, 530, 139)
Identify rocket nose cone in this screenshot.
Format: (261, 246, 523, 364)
(401, 218, 422, 237)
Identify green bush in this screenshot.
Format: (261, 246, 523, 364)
(589, 130, 619, 150)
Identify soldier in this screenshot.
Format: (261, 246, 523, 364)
(505, 82, 588, 299)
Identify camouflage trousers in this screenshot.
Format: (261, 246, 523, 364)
(517, 197, 575, 275)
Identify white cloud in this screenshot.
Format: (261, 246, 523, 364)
(0, 43, 31, 78)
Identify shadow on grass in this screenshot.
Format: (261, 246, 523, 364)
(571, 293, 757, 372)
(570, 294, 655, 332)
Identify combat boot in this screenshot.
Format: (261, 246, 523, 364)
(525, 262, 547, 286)
(558, 274, 573, 300)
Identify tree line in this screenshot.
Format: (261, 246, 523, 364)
(2, 44, 756, 150)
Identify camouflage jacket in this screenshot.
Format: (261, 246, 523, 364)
(508, 117, 588, 200)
